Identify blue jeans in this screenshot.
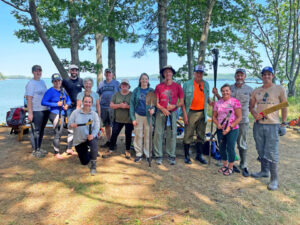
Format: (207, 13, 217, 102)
(217, 128, 239, 163)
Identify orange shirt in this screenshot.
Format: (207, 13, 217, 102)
(190, 80, 205, 110)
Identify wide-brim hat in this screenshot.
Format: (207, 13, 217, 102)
(160, 65, 176, 78)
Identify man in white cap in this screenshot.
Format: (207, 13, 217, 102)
(97, 68, 120, 148)
(213, 68, 253, 176)
(62, 64, 84, 154)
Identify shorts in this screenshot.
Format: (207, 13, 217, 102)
(101, 108, 114, 127)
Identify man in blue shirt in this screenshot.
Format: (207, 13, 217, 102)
(98, 68, 120, 148)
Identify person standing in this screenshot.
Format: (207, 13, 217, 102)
(130, 73, 155, 162)
(97, 68, 120, 148)
(102, 79, 133, 158)
(250, 66, 287, 190)
(69, 95, 100, 175)
(25, 65, 49, 158)
(182, 65, 211, 165)
(42, 73, 71, 159)
(62, 64, 84, 155)
(213, 69, 253, 176)
(153, 65, 184, 165)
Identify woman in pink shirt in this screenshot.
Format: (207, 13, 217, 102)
(213, 84, 242, 175)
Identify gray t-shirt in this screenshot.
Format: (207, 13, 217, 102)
(77, 91, 99, 112)
(230, 83, 253, 123)
(25, 79, 48, 111)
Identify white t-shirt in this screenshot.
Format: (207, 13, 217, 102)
(25, 79, 48, 111)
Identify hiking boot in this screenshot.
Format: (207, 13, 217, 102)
(32, 149, 46, 158)
(267, 162, 278, 191)
(195, 143, 208, 164)
(168, 157, 176, 165)
(242, 167, 250, 177)
(101, 141, 111, 148)
(156, 157, 162, 165)
(90, 160, 97, 176)
(134, 156, 143, 162)
(125, 150, 131, 159)
(184, 144, 192, 164)
(239, 148, 247, 169)
(39, 148, 48, 155)
(102, 150, 113, 158)
(251, 158, 270, 178)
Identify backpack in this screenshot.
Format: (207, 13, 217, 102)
(6, 107, 26, 130)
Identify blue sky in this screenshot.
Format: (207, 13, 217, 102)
(0, 2, 241, 78)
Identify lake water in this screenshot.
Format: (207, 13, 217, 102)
(0, 78, 261, 123)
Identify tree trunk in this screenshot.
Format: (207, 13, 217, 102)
(108, 37, 116, 78)
(158, 0, 168, 82)
(28, 0, 68, 78)
(185, 1, 193, 79)
(197, 0, 216, 65)
(95, 33, 104, 87)
(69, 17, 80, 66)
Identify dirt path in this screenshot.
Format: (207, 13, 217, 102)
(0, 126, 299, 225)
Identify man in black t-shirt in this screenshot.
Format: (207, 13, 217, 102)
(62, 64, 84, 155)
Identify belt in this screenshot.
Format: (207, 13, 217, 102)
(190, 109, 204, 112)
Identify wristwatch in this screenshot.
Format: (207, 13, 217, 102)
(281, 122, 288, 126)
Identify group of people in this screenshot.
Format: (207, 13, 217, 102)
(25, 64, 287, 190)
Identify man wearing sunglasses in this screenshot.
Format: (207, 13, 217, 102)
(182, 65, 212, 165)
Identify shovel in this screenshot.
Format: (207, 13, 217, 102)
(146, 91, 157, 167)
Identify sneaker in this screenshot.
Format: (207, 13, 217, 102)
(134, 156, 143, 162)
(101, 141, 111, 148)
(242, 167, 250, 177)
(39, 148, 48, 155)
(168, 157, 176, 165)
(32, 150, 46, 158)
(125, 150, 131, 159)
(156, 157, 163, 165)
(102, 150, 113, 158)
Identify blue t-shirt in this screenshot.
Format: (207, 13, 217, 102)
(98, 79, 120, 109)
(41, 87, 71, 115)
(135, 88, 149, 116)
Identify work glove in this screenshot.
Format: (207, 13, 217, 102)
(278, 126, 286, 136)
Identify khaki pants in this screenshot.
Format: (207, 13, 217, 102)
(133, 113, 150, 157)
(183, 110, 206, 144)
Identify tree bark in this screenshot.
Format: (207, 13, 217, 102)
(108, 37, 116, 78)
(28, 0, 68, 78)
(158, 0, 168, 82)
(185, 0, 193, 79)
(95, 33, 104, 87)
(69, 17, 80, 66)
(197, 0, 216, 65)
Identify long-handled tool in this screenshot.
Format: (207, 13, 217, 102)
(209, 48, 219, 165)
(30, 122, 39, 151)
(146, 91, 157, 167)
(258, 101, 289, 120)
(210, 110, 232, 142)
(77, 120, 93, 127)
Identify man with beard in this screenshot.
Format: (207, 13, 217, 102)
(213, 69, 253, 176)
(62, 64, 84, 155)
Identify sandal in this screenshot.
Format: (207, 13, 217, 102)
(223, 167, 233, 176)
(218, 166, 228, 173)
(125, 150, 131, 159)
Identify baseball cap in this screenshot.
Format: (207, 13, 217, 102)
(261, 66, 274, 74)
(160, 65, 176, 77)
(121, 79, 130, 85)
(69, 64, 79, 70)
(194, 65, 205, 72)
(51, 73, 62, 82)
(105, 68, 112, 73)
(32, 65, 42, 72)
(235, 68, 246, 75)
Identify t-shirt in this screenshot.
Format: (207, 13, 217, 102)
(111, 91, 132, 123)
(98, 80, 120, 109)
(135, 88, 149, 116)
(190, 80, 205, 110)
(77, 91, 99, 112)
(62, 77, 84, 109)
(213, 97, 241, 129)
(25, 79, 48, 111)
(230, 84, 253, 123)
(154, 82, 184, 112)
(251, 85, 287, 124)
(41, 87, 71, 115)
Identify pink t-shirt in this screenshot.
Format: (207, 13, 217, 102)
(155, 82, 184, 112)
(213, 97, 241, 129)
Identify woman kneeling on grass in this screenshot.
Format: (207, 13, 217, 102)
(212, 84, 242, 176)
(68, 95, 100, 175)
(42, 73, 71, 159)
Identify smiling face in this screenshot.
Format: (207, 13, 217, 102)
(84, 80, 93, 91)
(139, 74, 149, 88)
(53, 79, 62, 89)
(221, 86, 231, 100)
(163, 69, 173, 81)
(82, 96, 93, 109)
(120, 83, 129, 92)
(105, 71, 113, 82)
(32, 69, 42, 80)
(261, 71, 274, 84)
(235, 72, 246, 84)
(69, 68, 79, 79)
(194, 71, 204, 82)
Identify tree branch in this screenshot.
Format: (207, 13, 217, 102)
(0, 0, 29, 13)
